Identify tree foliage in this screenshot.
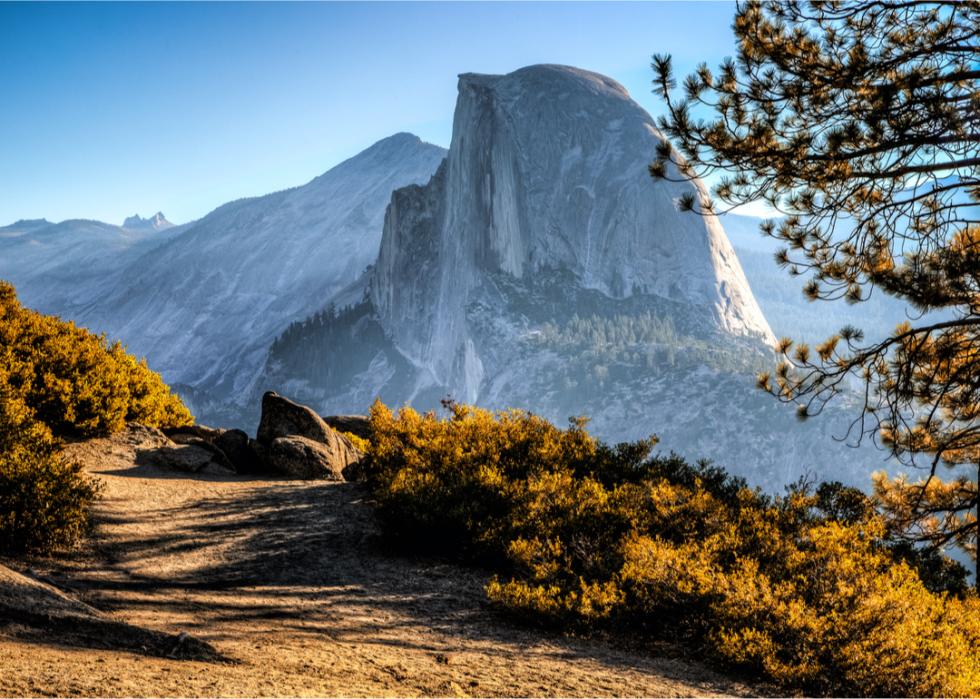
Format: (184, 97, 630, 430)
(649, 0, 980, 583)
(359, 401, 980, 696)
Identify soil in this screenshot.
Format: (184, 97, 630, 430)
(0, 428, 758, 697)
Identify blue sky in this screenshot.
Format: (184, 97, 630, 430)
(0, 1, 742, 226)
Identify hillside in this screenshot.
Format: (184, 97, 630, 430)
(0, 134, 447, 408)
(0, 217, 185, 315)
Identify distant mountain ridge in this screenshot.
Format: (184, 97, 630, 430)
(0, 217, 187, 315)
(0, 132, 447, 412)
(719, 212, 949, 345)
(122, 212, 173, 232)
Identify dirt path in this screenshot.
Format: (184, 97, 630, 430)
(0, 430, 755, 697)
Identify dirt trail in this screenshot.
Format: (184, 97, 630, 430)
(0, 430, 755, 697)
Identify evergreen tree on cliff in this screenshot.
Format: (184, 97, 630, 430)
(649, 0, 980, 586)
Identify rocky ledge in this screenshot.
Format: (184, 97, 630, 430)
(119, 391, 370, 481)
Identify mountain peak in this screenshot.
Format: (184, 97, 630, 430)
(122, 212, 173, 232)
(363, 132, 444, 157)
(380, 131, 422, 145)
(309, 133, 446, 186)
(0, 218, 50, 232)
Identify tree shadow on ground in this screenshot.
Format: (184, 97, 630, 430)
(34, 478, 756, 695)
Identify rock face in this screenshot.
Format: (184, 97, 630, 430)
(265, 435, 356, 480)
(370, 65, 773, 402)
(255, 392, 363, 480)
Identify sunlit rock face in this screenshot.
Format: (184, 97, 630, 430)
(371, 65, 773, 400)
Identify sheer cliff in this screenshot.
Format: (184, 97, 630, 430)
(370, 65, 773, 402)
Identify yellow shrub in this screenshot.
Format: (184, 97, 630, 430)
(0, 281, 190, 553)
(0, 281, 192, 438)
(360, 399, 980, 697)
(0, 382, 100, 554)
(341, 431, 370, 453)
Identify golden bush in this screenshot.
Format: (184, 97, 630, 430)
(0, 281, 191, 438)
(0, 281, 191, 553)
(0, 380, 100, 554)
(360, 399, 980, 696)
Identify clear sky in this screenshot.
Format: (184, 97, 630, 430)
(0, 1, 743, 226)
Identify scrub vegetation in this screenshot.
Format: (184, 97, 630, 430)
(359, 400, 980, 697)
(0, 281, 191, 553)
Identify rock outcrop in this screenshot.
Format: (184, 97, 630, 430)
(138, 443, 235, 476)
(63, 424, 241, 477)
(258, 391, 339, 444)
(164, 424, 261, 474)
(255, 392, 363, 480)
(66, 406, 363, 481)
(265, 435, 354, 480)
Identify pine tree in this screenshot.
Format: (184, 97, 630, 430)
(650, 1, 980, 586)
